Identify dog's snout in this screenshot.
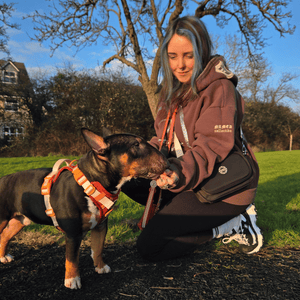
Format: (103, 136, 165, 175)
(147, 150, 168, 175)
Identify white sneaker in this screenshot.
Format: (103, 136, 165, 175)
(222, 204, 263, 254)
(213, 214, 242, 239)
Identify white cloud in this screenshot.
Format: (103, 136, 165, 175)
(12, 10, 28, 20)
(26, 66, 56, 78)
(90, 46, 115, 58)
(7, 40, 49, 55)
(5, 27, 23, 37)
(24, 42, 50, 54)
(94, 58, 139, 82)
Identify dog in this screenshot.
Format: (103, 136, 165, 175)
(0, 128, 167, 289)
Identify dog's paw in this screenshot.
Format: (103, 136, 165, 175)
(95, 264, 111, 274)
(64, 276, 82, 289)
(0, 254, 14, 264)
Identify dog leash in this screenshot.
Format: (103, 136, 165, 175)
(41, 159, 120, 231)
(138, 107, 178, 230)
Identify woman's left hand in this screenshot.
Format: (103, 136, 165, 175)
(156, 165, 179, 189)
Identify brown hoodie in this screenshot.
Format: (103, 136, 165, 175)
(150, 56, 259, 205)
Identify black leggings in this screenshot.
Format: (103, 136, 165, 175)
(122, 179, 248, 261)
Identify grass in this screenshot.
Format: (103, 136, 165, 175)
(1, 151, 300, 248)
(254, 150, 300, 248)
(0, 155, 144, 243)
(0, 155, 79, 177)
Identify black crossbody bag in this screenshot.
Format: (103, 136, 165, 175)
(193, 128, 255, 204)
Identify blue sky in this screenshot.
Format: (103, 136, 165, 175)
(1, 0, 300, 103)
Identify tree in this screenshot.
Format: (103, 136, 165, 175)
(262, 73, 300, 104)
(0, 3, 19, 54)
(243, 101, 300, 151)
(2, 67, 155, 156)
(222, 34, 299, 105)
(219, 33, 300, 150)
(46, 67, 154, 138)
(221, 34, 272, 102)
(26, 0, 295, 118)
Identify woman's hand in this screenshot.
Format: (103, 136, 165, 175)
(156, 165, 179, 189)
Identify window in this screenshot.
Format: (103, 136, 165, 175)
(3, 71, 17, 84)
(5, 98, 18, 112)
(4, 126, 23, 141)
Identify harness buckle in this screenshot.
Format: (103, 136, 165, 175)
(45, 208, 55, 218)
(84, 184, 96, 196)
(41, 177, 53, 195)
(72, 167, 87, 186)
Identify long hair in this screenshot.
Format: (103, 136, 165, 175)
(159, 16, 213, 110)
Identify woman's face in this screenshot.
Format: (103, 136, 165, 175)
(167, 34, 195, 83)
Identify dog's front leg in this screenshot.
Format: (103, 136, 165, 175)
(91, 219, 111, 274)
(64, 235, 82, 289)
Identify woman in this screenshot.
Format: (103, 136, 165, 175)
(122, 16, 263, 261)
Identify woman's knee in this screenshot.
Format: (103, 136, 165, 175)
(136, 231, 164, 262)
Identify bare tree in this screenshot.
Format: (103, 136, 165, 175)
(284, 115, 300, 151)
(0, 3, 19, 54)
(222, 34, 299, 105)
(263, 73, 300, 104)
(240, 66, 300, 104)
(26, 0, 295, 118)
(221, 34, 272, 102)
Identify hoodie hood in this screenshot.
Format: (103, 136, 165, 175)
(195, 55, 238, 93)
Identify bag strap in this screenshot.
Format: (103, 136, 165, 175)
(176, 102, 248, 157)
(240, 127, 248, 155)
(174, 133, 184, 157)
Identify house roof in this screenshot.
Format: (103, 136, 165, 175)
(0, 59, 30, 85)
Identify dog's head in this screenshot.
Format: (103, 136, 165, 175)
(81, 128, 167, 180)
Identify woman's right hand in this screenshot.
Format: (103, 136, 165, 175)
(156, 165, 179, 189)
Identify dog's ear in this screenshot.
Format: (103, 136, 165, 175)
(81, 128, 108, 156)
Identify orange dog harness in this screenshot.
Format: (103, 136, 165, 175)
(41, 159, 120, 231)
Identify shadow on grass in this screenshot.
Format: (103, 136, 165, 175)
(255, 172, 300, 247)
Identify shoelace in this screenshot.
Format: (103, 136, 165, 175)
(222, 214, 251, 246)
(222, 232, 250, 246)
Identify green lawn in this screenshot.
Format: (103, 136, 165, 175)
(0, 156, 79, 177)
(0, 155, 144, 242)
(0, 151, 300, 248)
(254, 150, 300, 248)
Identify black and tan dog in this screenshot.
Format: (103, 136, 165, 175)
(0, 128, 167, 289)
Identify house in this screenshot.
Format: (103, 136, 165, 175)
(0, 60, 30, 144)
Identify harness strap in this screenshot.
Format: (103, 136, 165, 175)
(72, 166, 119, 217)
(41, 159, 120, 231)
(42, 159, 72, 231)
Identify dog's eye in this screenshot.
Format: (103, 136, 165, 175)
(129, 141, 140, 157)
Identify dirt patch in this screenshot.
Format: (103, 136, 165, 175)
(0, 232, 299, 300)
